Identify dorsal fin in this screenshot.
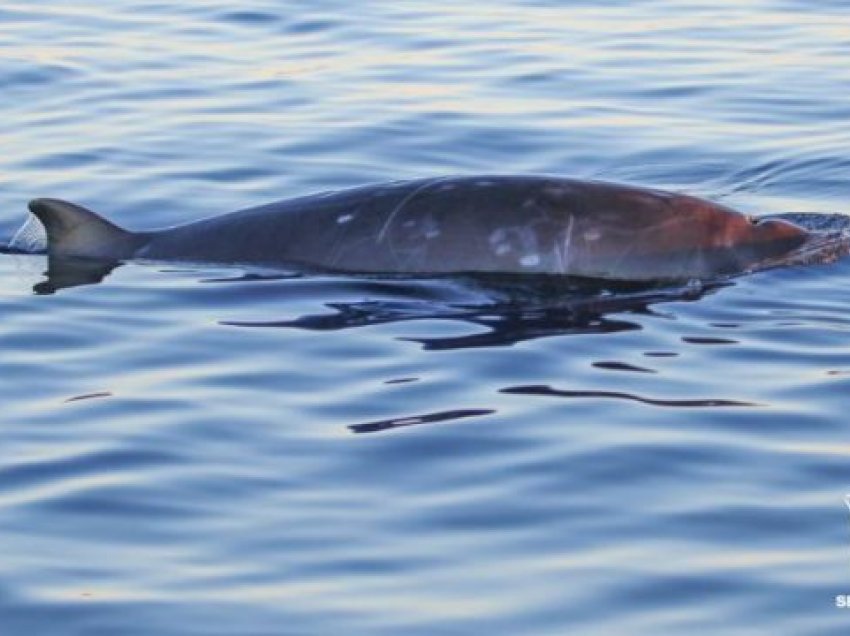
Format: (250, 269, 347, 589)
(28, 198, 142, 259)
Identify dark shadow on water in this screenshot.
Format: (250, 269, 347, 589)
(681, 336, 739, 346)
(0, 242, 120, 295)
(592, 361, 657, 373)
(0, 245, 725, 348)
(500, 384, 759, 408)
(33, 256, 121, 295)
(223, 276, 721, 350)
(0, 245, 34, 255)
(350, 408, 496, 433)
(65, 391, 113, 403)
(1, 247, 774, 435)
(348, 375, 756, 436)
(200, 271, 303, 283)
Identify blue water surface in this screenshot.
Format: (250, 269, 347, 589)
(2, 1, 850, 634)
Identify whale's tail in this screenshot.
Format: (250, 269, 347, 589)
(27, 198, 144, 260)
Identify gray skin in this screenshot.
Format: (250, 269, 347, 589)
(28, 175, 812, 282)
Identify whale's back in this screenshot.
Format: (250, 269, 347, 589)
(25, 176, 832, 281)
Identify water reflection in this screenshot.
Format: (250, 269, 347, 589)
(33, 256, 120, 295)
(500, 384, 758, 408)
(350, 408, 495, 433)
(224, 277, 718, 349)
(0, 244, 701, 327)
(15, 251, 723, 348)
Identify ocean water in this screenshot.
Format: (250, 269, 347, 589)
(2, 1, 850, 634)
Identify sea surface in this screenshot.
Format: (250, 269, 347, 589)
(2, 1, 850, 634)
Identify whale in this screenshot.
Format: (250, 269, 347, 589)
(26, 175, 828, 283)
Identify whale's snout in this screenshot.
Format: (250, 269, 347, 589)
(754, 218, 809, 251)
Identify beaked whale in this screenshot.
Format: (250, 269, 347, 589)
(27, 175, 822, 282)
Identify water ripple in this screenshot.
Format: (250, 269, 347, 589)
(500, 384, 758, 408)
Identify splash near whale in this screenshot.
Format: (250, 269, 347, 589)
(24, 176, 847, 283)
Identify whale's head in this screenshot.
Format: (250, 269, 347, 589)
(737, 216, 810, 264)
(656, 194, 810, 274)
(749, 217, 809, 250)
